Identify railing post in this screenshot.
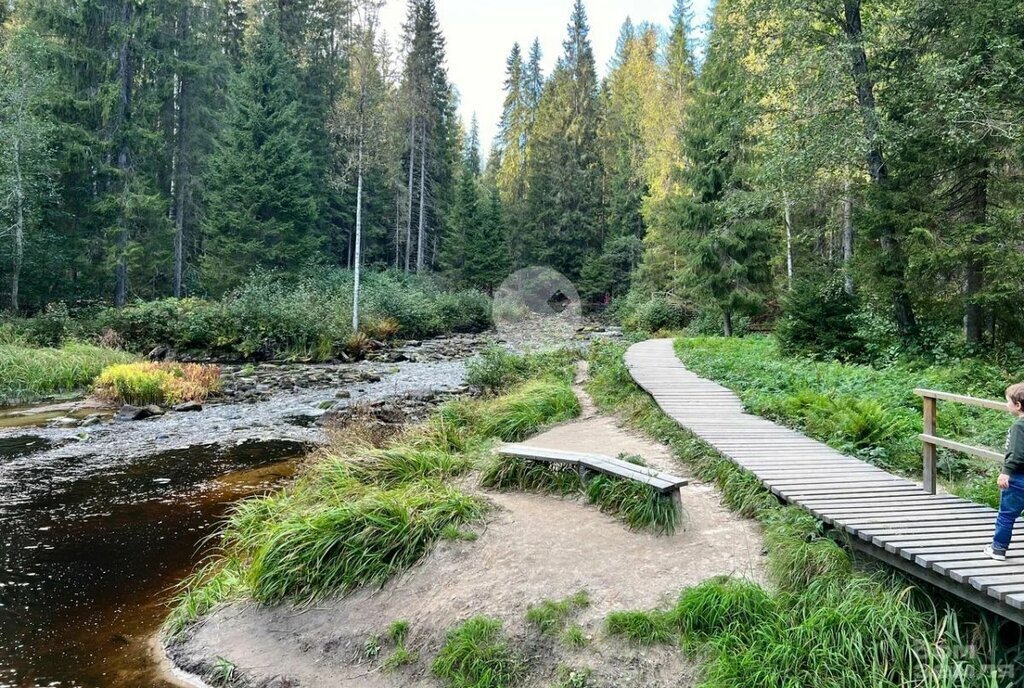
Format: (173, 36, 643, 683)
(922, 395, 937, 494)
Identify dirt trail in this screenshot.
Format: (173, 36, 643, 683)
(168, 371, 766, 688)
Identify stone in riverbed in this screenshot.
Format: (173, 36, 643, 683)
(172, 401, 203, 412)
(115, 405, 163, 421)
(335, 390, 351, 399)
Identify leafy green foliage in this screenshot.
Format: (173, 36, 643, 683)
(465, 344, 577, 394)
(432, 617, 526, 688)
(776, 275, 862, 360)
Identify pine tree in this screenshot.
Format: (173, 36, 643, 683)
(201, 19, 321, 294)
(494, 43, 527, 207)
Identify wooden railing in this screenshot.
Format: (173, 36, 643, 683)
(914, 388, 1005, 494)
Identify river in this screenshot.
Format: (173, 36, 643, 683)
(0, 336, 479, 687)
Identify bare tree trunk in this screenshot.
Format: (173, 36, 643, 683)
(352, 94, 364, 332)
(783, 192, 794, 291)
(964, 168, 988, 344)
(171, 8, 190, 298)
(416, 121, 426, 272)
(841, 0, 916, 336)
(842, 179, 854, 295)
(113, 0, 134, 308)
(404, 116, 416, 272)
(393, 189, 401, 268)
(723, 310, 733, 337)
(11, 136, 23, 312)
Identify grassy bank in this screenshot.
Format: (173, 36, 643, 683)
(0, 341, 136, 405)
(586, 341, 1020, 687)
(673, 336, 1022, 507)
(6, 269, 492, 362)
(165, 353, 580, 635)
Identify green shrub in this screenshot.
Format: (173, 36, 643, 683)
(620, 293, 693, 334)
(674, 577, 778, 643)
(432, 617, 526, 688)
(476, 380, 581, 441)
(585, 474, 682, 535)
(605, 610, 676, 645)
(776, 275, 863, 360)
(22, 302, 76, 346)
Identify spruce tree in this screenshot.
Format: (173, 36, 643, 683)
(522, 0, 602, 280)
(201, 19, 321, 294)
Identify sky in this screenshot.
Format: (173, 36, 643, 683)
(379, 0, 713, 154)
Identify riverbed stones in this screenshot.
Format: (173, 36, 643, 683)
(172, 401, 203, 412)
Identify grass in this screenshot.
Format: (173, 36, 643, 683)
(673, 336, 1021, 507)
(525, 590, 590, 636)
(0, 341, 136, 404)
(93, 361, 221, 406)
(481, 456, 683, 535)
(560, 624, 588, 649)
(432, 616, 526, 688)
(165, 364, 581, 635)
(586, 339, 1021, 687)
(552, 665, 593, 688)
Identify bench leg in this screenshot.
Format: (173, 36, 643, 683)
(577, 464, 593, 484)
(669, 489, 683, 516)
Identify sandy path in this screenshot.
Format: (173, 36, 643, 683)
(168, 374, 766, 688)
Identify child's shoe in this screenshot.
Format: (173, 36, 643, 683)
(984, 545, 1007, 561)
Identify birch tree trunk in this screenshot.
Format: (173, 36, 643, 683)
(783, 192, 794, 291)
(11, 136, 24, 312)
(352, 95, 364, 332)
(404, 116, 415, 272)
(842, 179, 854, 295)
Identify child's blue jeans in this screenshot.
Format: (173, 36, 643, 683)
(993, 473, 1024, 553)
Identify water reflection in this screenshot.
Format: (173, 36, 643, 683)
(0, 439, 305, 687)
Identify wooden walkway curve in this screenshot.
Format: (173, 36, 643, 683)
(625, 338, 1024, 625)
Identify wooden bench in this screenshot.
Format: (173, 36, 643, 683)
(496, 444, 689, 511)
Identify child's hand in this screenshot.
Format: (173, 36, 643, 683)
(999, 473, 1010, 490)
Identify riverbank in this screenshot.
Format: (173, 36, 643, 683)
(163, 358, 766, 687)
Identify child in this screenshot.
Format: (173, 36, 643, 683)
(985, 383, 1024, 560)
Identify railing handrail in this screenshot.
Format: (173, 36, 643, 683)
(914, 388, 1006, 412)
(917, 387, 1007, 493)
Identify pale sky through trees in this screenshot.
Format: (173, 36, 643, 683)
(380, 0, 712, 153)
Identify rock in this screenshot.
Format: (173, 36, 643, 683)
(145, 404, 165, 417)
(146, 345, 170, 361)
(116, 405, 156, 421)
(335, 390, 351, 399)
(50, 417, 80, 428)
(172, 401, 203, 412)
(80, 415, 103, 427)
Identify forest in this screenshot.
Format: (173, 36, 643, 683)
(1, 0, 1023, 359)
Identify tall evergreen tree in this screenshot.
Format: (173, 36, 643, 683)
(201, 19, 321, 294)
(522, 0, 602, 279)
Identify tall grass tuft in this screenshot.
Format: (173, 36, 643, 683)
(93, 361, 221, 406)
(479, 457, 583, 495)
(0, 341, 136, 404)
(475, 380, 581, 442)
(432, 616, 526, 688)
(245, 481, 485, 602)
(525, 590, 590, 636)
(585, 474, 682, 535)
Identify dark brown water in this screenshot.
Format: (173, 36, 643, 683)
(0, 438, 306, 687)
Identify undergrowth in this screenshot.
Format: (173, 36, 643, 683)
(587, 340, 1022, 687)
(673, 336, 1021, 507)
(526, 590, 590, 636)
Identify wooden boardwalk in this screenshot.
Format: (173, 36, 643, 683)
(625, 338, 1024, 625)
